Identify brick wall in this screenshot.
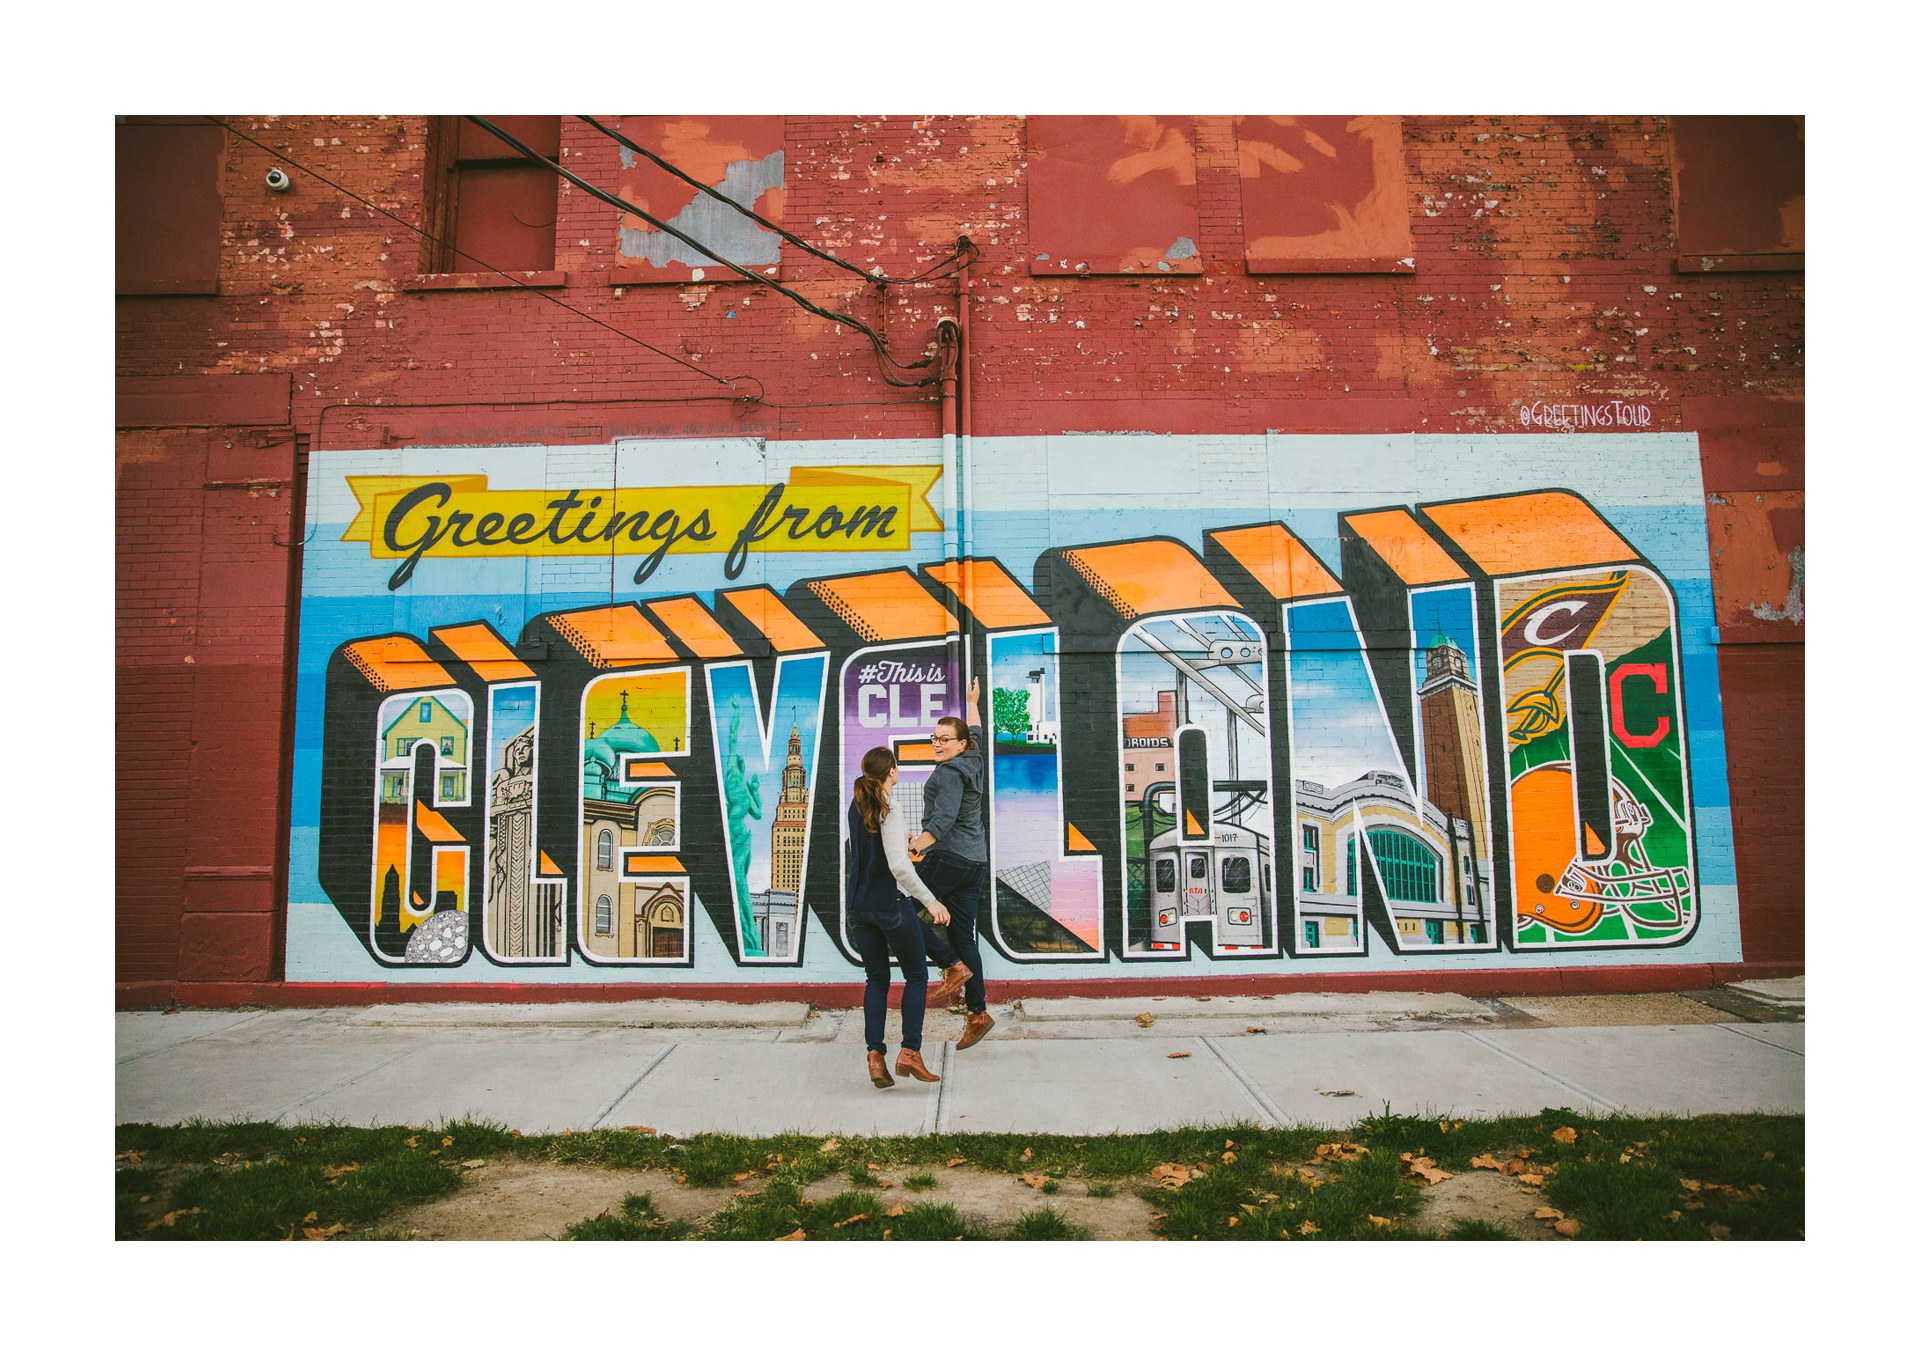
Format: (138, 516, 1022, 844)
(115, 115, 1803, 999)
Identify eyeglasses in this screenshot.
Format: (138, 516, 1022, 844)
(928, 734, 959, 745)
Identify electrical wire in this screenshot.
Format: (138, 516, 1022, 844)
(203, 117, 752, 397)
(576, 114, 977, 287)
(466, 116, 957, 388)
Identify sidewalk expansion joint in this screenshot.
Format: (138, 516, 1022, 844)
(1199, 1037, 1289, 1128)
(116, 1008, 306, 1067)
(926, 1043, 953, 1134)
(1460, 1031, 1623, 1114)
(1716, 1023, 1806, 1056)
(587, 1044, 679, 1129)
(270, 1048, 418, 1122)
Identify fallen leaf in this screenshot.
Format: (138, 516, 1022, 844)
(404, 1136, 419, 1147)
(834, 1214, 869, 1228)
(1220, 1151, 1237, 1164)
(1516, 1172, 1546, 1187)
(732, 1189, 762, 1200)
(1150, 1163, 1193, 1189)
(1224, 1140, 1235, 1150)
(1021, 1147, 1034, 1161)
(1553, 1218, 1581, 1237)
(1680, 1178, 1702, 1194)
(868, 1162, 886, 1171)
(1404, 1156, 1453, 1186)
(1666, 1211, 1682, 1223)
(946, 1158, 968, 1167)
(1315, 1142, 1367, 1162)
(1470, 1154, 1506, 1171)
(1534, 1206, 1564, 1221)
(1228, 1216, 1240, 1227)
(321, 1163, 359, 1182)
(776, 1228, 806, 1241)
(145, 1207, 204, 1231)
(625, 1125, 656, 1135)
(1168, 1051, 1191, 1059)
(303, 1222, 349, 1241)
(302, 1211, 318, 1224)
(1551, 1127, 1578, 1145)
(1763, 1150, 1775, 1161)
(1019, 1173, 1049, 1189)
(819, 1139, 839, 1154)
(1319, 1089, 1356, 1097)
(1299, 1221, 1319, 1236)
(441, 1136, 454, 1147)
(138, 1195, 152, 1204)
(1620, 1152, 1633, 1163)
(882, 1230, 893, 1240)
(732, 1171, 756, 1183)
(1245, 1026, 1267, 1034)
(1368, 1214, 1394, 1227)
(1707, 1223, 1731, 1240)
(462, 1159, 486, 1169)
(1136, 1013, 1156, 1027)
(886, 1204, 906, 1218)
(116, 1150, 146, 1164)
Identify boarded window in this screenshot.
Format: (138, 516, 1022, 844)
(1026, 116, 1203, 276)
(1671, 116, 1804, 269)
(611, 116, 786, 284)
(425, 116, 559, 274)
(116, 118, 223, 295)
(1237, 116, 1413, 274)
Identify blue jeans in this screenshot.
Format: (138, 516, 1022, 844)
(848, 893, 930, 1055)
(916, 851, 986, 1014)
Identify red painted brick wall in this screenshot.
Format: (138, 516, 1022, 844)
(115, 115, 1803, 999)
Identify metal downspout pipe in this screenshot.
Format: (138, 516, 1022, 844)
(937, 311, 964, 684)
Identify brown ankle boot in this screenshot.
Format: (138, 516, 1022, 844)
(927, 962, 972, 1007)
(894, 1048, 940, 1082)
(956, 1010, 996, 1050)
(867, 1050, 895, 1088)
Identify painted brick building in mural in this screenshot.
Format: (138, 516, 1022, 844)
(114, 115, 1804, 1005)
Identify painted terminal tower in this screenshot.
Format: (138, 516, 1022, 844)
(752, 722, 811, 957)
(1417, 633, 1494, 922)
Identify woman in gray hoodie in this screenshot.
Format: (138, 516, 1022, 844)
(909, 677, 994, 1050)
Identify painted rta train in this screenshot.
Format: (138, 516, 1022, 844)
(1144, 820, 1273, 950)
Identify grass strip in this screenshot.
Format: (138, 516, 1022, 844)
(117, 1108, 1803, 1242)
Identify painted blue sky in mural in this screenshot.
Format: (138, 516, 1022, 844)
(1286, 599, 1405, 790)
(1411, 586, 1479, 679)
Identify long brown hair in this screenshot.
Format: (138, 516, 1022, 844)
(853, 747, 895, 833)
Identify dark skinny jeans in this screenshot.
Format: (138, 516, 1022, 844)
(848, 892, 930, 1055)
(916, 851, 987, 1014)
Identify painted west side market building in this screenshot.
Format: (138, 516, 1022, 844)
(114, 115, 1803, 1006)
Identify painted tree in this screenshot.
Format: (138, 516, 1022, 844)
(993, 686, 1031, 741)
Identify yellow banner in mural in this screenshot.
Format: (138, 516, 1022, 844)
(342, 467, 944, 590)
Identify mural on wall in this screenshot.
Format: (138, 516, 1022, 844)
(289, 437, 1727, 981)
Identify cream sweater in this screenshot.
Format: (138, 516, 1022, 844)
(880, 805, 941, 910)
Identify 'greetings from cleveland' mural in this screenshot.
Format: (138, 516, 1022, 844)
(286, 435, 1732, 981)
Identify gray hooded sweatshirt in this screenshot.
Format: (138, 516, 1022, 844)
(920, 724, 987, 864)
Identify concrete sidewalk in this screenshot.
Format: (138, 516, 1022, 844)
(115, 979, 1804, 1136)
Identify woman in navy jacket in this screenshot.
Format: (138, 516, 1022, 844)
(846, 746, 952, 1088)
